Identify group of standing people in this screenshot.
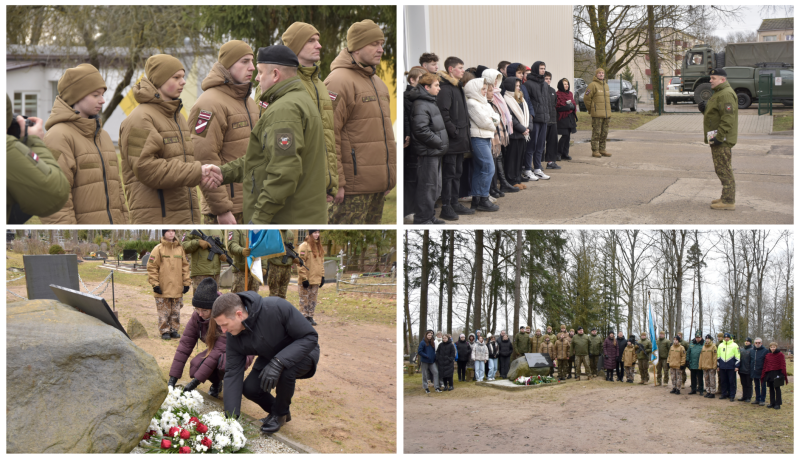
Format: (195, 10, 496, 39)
(8, 20, 395, 225)
(404, 54, 614, 224)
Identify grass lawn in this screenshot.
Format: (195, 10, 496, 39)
(773, 112, 794, 131)
(576, 111, 660, 131)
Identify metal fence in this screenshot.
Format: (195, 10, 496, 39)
(335, 249, 396, 296)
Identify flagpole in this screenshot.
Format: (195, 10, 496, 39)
(650, 290, 655, 387)
(245, 233, 249, 291)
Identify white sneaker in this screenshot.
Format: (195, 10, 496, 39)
(488, 196, 497, 203)
(458, 196, 472, 202)
(526, 171, 539, 181)
(534, 169, 550, 180)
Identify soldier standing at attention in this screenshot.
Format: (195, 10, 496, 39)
(513, 325, 530, 360)
(678, 332, 690, 387)
(530, 328, 545, 354)
(699, 68, 738, 210)
(588, 327, 604, 377)
(622, 337, 637, 383)
(546, 326, 557, 343)
(267, 229, 297, 299)
(655, 330, 671, 386)
(297, 230, 326, 326)
(189, 40, 258, 225)
(668, 335, 687, 394)
(555, 333, 571, 381)
(182, 230, 226, 296)
(583, 68, 611, 158)
(228, 229, 261, 293)
(6, 96, 69, 223)
(148, 229, 191, 340)
(539, 335, 556, 377)
(700, 334, 719, 398)
(571, 327, 592, 381)
(567, 328, 576, 379)
(325, 20, 396, 224)
(636, 331, 652, 384)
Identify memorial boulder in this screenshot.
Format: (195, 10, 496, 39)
(7, 300, 167, 453)
(507, 356, 552, 380)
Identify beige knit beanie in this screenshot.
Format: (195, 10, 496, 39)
(346, 19, 384, 52)
(57, 64, 107, 106)
(218, 40, 254, 69)
(145, 54, 185, 89)
(282, 22, 320, 57)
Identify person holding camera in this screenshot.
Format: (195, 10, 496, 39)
(148, 229, 191, 339)
(40, 64, 129, 224)
(6, 95, 69, 224)
(297, 230, 325, 326)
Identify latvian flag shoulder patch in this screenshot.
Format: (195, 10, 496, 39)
(195, 110, 212, 134)
(228, 231, 233, 241)
(259, 100, 269, 109)
(329, 91, 338, 101)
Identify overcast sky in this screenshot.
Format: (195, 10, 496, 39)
(710, 5, 794, 37)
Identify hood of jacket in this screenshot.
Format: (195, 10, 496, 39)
(556, 79, 570, 93)
(501, 76, 521, 94)
(506, 63, 522, 77)
(45, 96, 98, 135)
(437, 70, 461, 88)
(482, 69, 503, 89)
(329, 47, 376, 78)
(463, 78, 487, 102)
(132, 77, 183, 118)
(530, 61, 546, 83)
(410, 84, 435, 103)
(592, 75, 607, 86)
(201, 62, 252, 100)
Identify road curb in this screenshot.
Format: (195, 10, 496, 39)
(769, 130, 793, 136)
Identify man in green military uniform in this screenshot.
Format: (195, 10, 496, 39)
(530, 329, 545, 354)
(571, 327, 592, 381)
(655, 330, 671, 386)
(567, 329, 576, 378)
(182, 230, 226, 296)
(700, 68, 738, 210)
(208, 46, 327, 224)
(267, 229, 296, 299)
(513, 325, 530, 360)
(677, 332, 690, 387)
(588, 328, 604, 377)
(281, 22, 339, 200)
(6, 95, 70, 223)
(636, 332, 652, 384)
(545, 326, 557, 344)
(228, 229, 261, 293)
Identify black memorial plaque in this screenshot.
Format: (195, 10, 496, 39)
(96, 251, 108, 259)
(23, 254, 79, 300)
(524, 353, 554, 368)
(50, 285, 129, 340)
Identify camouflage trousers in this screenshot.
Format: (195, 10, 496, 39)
(591, 117, 610, 152)
(299, 285, 319, 318)
(637, 359, 650, 382)
(624, 366, 634, 381)
(656, 358, 670, 384)
(155, 297, 183, 335)
(231, 271, 261, 293)
(192, 275, 220, 297)
(328, 192, 385, 224)
(704, 369, 717, 393)
(574, 355, 591, 379)
(589, 355, 601, 376)
(711, 144, 735, 204)
(670, 368, 682, 390)
(681, 366, 688, 385)
(267, 264, 292, 299)
(203, 212, 244, 224)
(557, 359, 569, 379)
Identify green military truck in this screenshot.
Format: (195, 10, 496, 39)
(680, 41, 793, 107)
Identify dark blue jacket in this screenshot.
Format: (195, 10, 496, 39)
(751, 345, 769, 377)
(417, 340, 436, 364)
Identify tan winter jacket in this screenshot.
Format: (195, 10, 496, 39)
(119, 77, 203, 224)
(41, 96, 129, 224)
(698, 343, 718, 370)
(554, 336, 571, 359)
(667, 343, 687, 369)
(189, 63, 257, 217)
(297, 236, 325, 285)
(623, 345, 637, 366)
(147, 236, 190, 299)
(324, 48, 396, 195)
(584, 76, 612, 119)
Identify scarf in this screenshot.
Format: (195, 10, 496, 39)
(504, 91, 530, 141)
(491, 86, 513, 128)
(556, 89, 576, 122)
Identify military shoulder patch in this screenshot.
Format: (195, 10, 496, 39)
(362, 95, 377, 103)
(195, 110, 213, 135)
(277, 132, 293, 150)
(259, 100, 269, 109)
(329, 91, 338, 101)
(725, 103, 732, 112)
(163, 137, 180, 145)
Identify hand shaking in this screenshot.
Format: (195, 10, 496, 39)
(200, 164, 223, 190)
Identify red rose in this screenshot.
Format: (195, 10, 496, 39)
(196, 423, 208, 434)
(142, 433, 151, 440)
(179, 446, 191, 454)
(168, 426, 180, 437)
(160, 439, 172, 449)
(201, 437, 212, 448)
(189, 416, 200, 426)
(180, 429, 191, 440)
(149, 430, 157, 436)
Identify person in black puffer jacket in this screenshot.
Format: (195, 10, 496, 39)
(410, 72, 449, 224)
(523, 61, 551, 180)
(436, 333, 456, 390)
(455, 334, 472, 381)
(543, 71, 561, 171)
(436, 56, 475, 221)
(486, 334, 500, 381)
(403, 67, 427, 219)
(498, 332, 514, 378)
(615, 332, 628, 382)
(738, 338, 754, 402)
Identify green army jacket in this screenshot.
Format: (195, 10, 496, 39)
(703, 81, 738, 147)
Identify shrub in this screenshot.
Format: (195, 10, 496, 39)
(48, 244, 66, 255)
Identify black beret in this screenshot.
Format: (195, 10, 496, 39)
(710, 68, 727, 77)
(257, 45, 299, 67)
(577, 326, 583, 331)
(591, 327, 597, 331)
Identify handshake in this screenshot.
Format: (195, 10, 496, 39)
(199, 164, 224, 191)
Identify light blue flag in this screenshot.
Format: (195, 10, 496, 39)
(246, 230, 285, 282)
(648, 301, 658, 364)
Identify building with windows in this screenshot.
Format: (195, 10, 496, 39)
(757, 18, 794, 42)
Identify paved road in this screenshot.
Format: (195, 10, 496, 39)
(419, 129, 793, 225)
(637, 112, 773, 134)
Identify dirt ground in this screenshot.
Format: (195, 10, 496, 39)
(7, 258, 397, 453)
(404, 368, 793, 454)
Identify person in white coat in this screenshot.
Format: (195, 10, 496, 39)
(464, 78, 500, 212)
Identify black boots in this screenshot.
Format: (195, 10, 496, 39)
(471, 196, 499, 212)
(495, 155, 519, 193)
(261, 412, 290, 434)
(208, 380, 222, 398)
(440, 205, 459, 221)
(689, 389, 697, 395)
(451, 201, 475, 215)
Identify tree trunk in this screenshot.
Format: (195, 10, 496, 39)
(473, 230, 484, 333)
(418, 231, 430, 341)
(404, 232, 414, 362)
(446, 231, 455, 335)
(647, 6, 662, 113)
(514, 230, 522, 339)
(437, 231, 446, 332)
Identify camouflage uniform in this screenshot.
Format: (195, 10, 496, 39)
(155, 297, 183, 335)
(711, 144, 735, 203)
(703, 80, 738, 205)
(591, 118, 609, 153)
(192, 274, 220, 297)
(203, 212, 244, 225)
(230, 270, 261, 293)
(299, 285, 320, 318)
(636, 336, 652, 384)
(267, 264, 292, 299)
(328, 192, 385, 224)
(655, 336, 671, 385)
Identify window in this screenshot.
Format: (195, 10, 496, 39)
(51, 81, 59, 100)
(778, 69, 793, 79)
(786, 34, 794, 41)
(688, 52, 703, 65)
(13, 92, 37, 118)
(763, 35, 777, 42)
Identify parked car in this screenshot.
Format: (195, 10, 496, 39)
(665, 77, 694, 104)
(578, 78, 638, 112)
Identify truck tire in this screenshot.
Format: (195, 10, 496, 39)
(715, 52, 726, 69)
(737, 92, 752, 109)
(630, 99, 637, 112)
(694, 83, 714, 104)
(782, 101, 793, 107)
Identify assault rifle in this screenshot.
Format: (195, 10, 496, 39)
(190, 230, 238, 272)
(281, 242, 305, 268)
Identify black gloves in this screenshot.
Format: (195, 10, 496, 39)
(182, 378, 201, 393)
(320, 277, 325, 288)
(710, 136, 723, 146)
(302, 280, 310, 289)
(260, 358, 284, 393)
(183, 285, 190, 294)
(168, 376, 178, 388)
(153, 286, 162, 295)
(698, 100, 706, 113)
